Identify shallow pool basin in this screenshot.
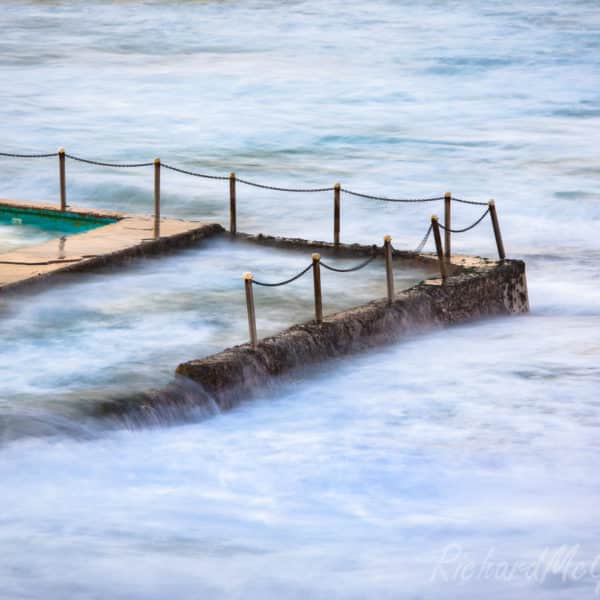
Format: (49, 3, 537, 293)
(0, 205, 118, 253)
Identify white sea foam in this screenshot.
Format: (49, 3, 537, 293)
(0, 0, 599, 597)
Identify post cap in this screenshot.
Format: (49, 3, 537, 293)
(334, 182, 341, 190)
(154, 157, 160, 164)
(230, 172, 236, 178)
(312, 253, 321, 261)
(431, 214, 439, 221)
(488, 199, 495, 207)
(444, 191, 451, 199)
(58, 147, 65, 154)
(383, 234, 392, 242)
(242, 272, 253, 280)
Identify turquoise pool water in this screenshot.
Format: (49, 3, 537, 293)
(0, 205, 117, 253)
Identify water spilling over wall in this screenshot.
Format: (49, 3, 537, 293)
(0, 0, 598, 598)
(177, 259, 528, 408)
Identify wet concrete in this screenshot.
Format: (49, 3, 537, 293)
(0, 197, 529, 423)
(235, 231, 455, 274)
(0, 198, 224, 293)
(176, 258, 529, 409)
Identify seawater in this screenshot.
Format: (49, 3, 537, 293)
(0, 1, 599, 598)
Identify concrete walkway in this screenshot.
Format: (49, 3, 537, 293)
(0, 198, 223, 292)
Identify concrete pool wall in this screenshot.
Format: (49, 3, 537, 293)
(0, 198, 224, 293)
(176, 256, 529, 409)
(0, 197, 529, 422)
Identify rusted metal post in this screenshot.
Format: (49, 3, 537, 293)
(444, 191, 451, 258)
(243, 272, 258, 348)
(58, 147, 66, 211)
(488, 199, 506, 260)
(229, 172, 237, 235)
(312, 253, 323, 323)
(153, 158, 161, 238)
(383, 234, 394, 305)
(431, 215, 447, 281)
(333, 182, 341, 245)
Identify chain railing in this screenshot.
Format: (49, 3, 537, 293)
(161, 163, 230, 180)
(64, 153, 154, 168)
(235, 177, 334, 193)
(414, 223, 433, 254)
(320, 254, 377, 273)
(437, 207, 490, 233)
(252, 263, 313, 287)
(0, 147, 508, 350)
(241, 202, 505, 348)
(452, 196, 488, 206)
(429, 201, 504, 280)
(0, 147, 505, 256)
(340, 188, 444, 203)
(241, 239, 396, 347)
(0, 151, 58, 158)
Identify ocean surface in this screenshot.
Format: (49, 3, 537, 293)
(0, 1, 599, 598)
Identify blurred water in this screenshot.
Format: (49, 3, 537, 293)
(0, 0, 599, 598)
(0, 237, 427, 419)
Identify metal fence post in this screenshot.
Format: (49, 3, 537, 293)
(383, 234, 395, 305)
(488, 199, 506, 260)
(153, 158, 161, 238)
(58, 147, 66, 211)
(229, 172, 237, 235)
(431, 215, 447, 281)
(312, 253, 323, 323)
(444, 191, 451, 258)
(243, 272, 258, 348)
(333, 182, 341, 245)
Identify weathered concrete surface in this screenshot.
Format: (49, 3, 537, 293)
(236, 231, 455, 274)
(176, 258, 529, 409)
(0, 198, 224, 293)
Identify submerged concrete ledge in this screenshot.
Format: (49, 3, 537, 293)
(0, 198, 224, 293)
(235, 231, 457, 273)
(176, 258, 529, 409)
